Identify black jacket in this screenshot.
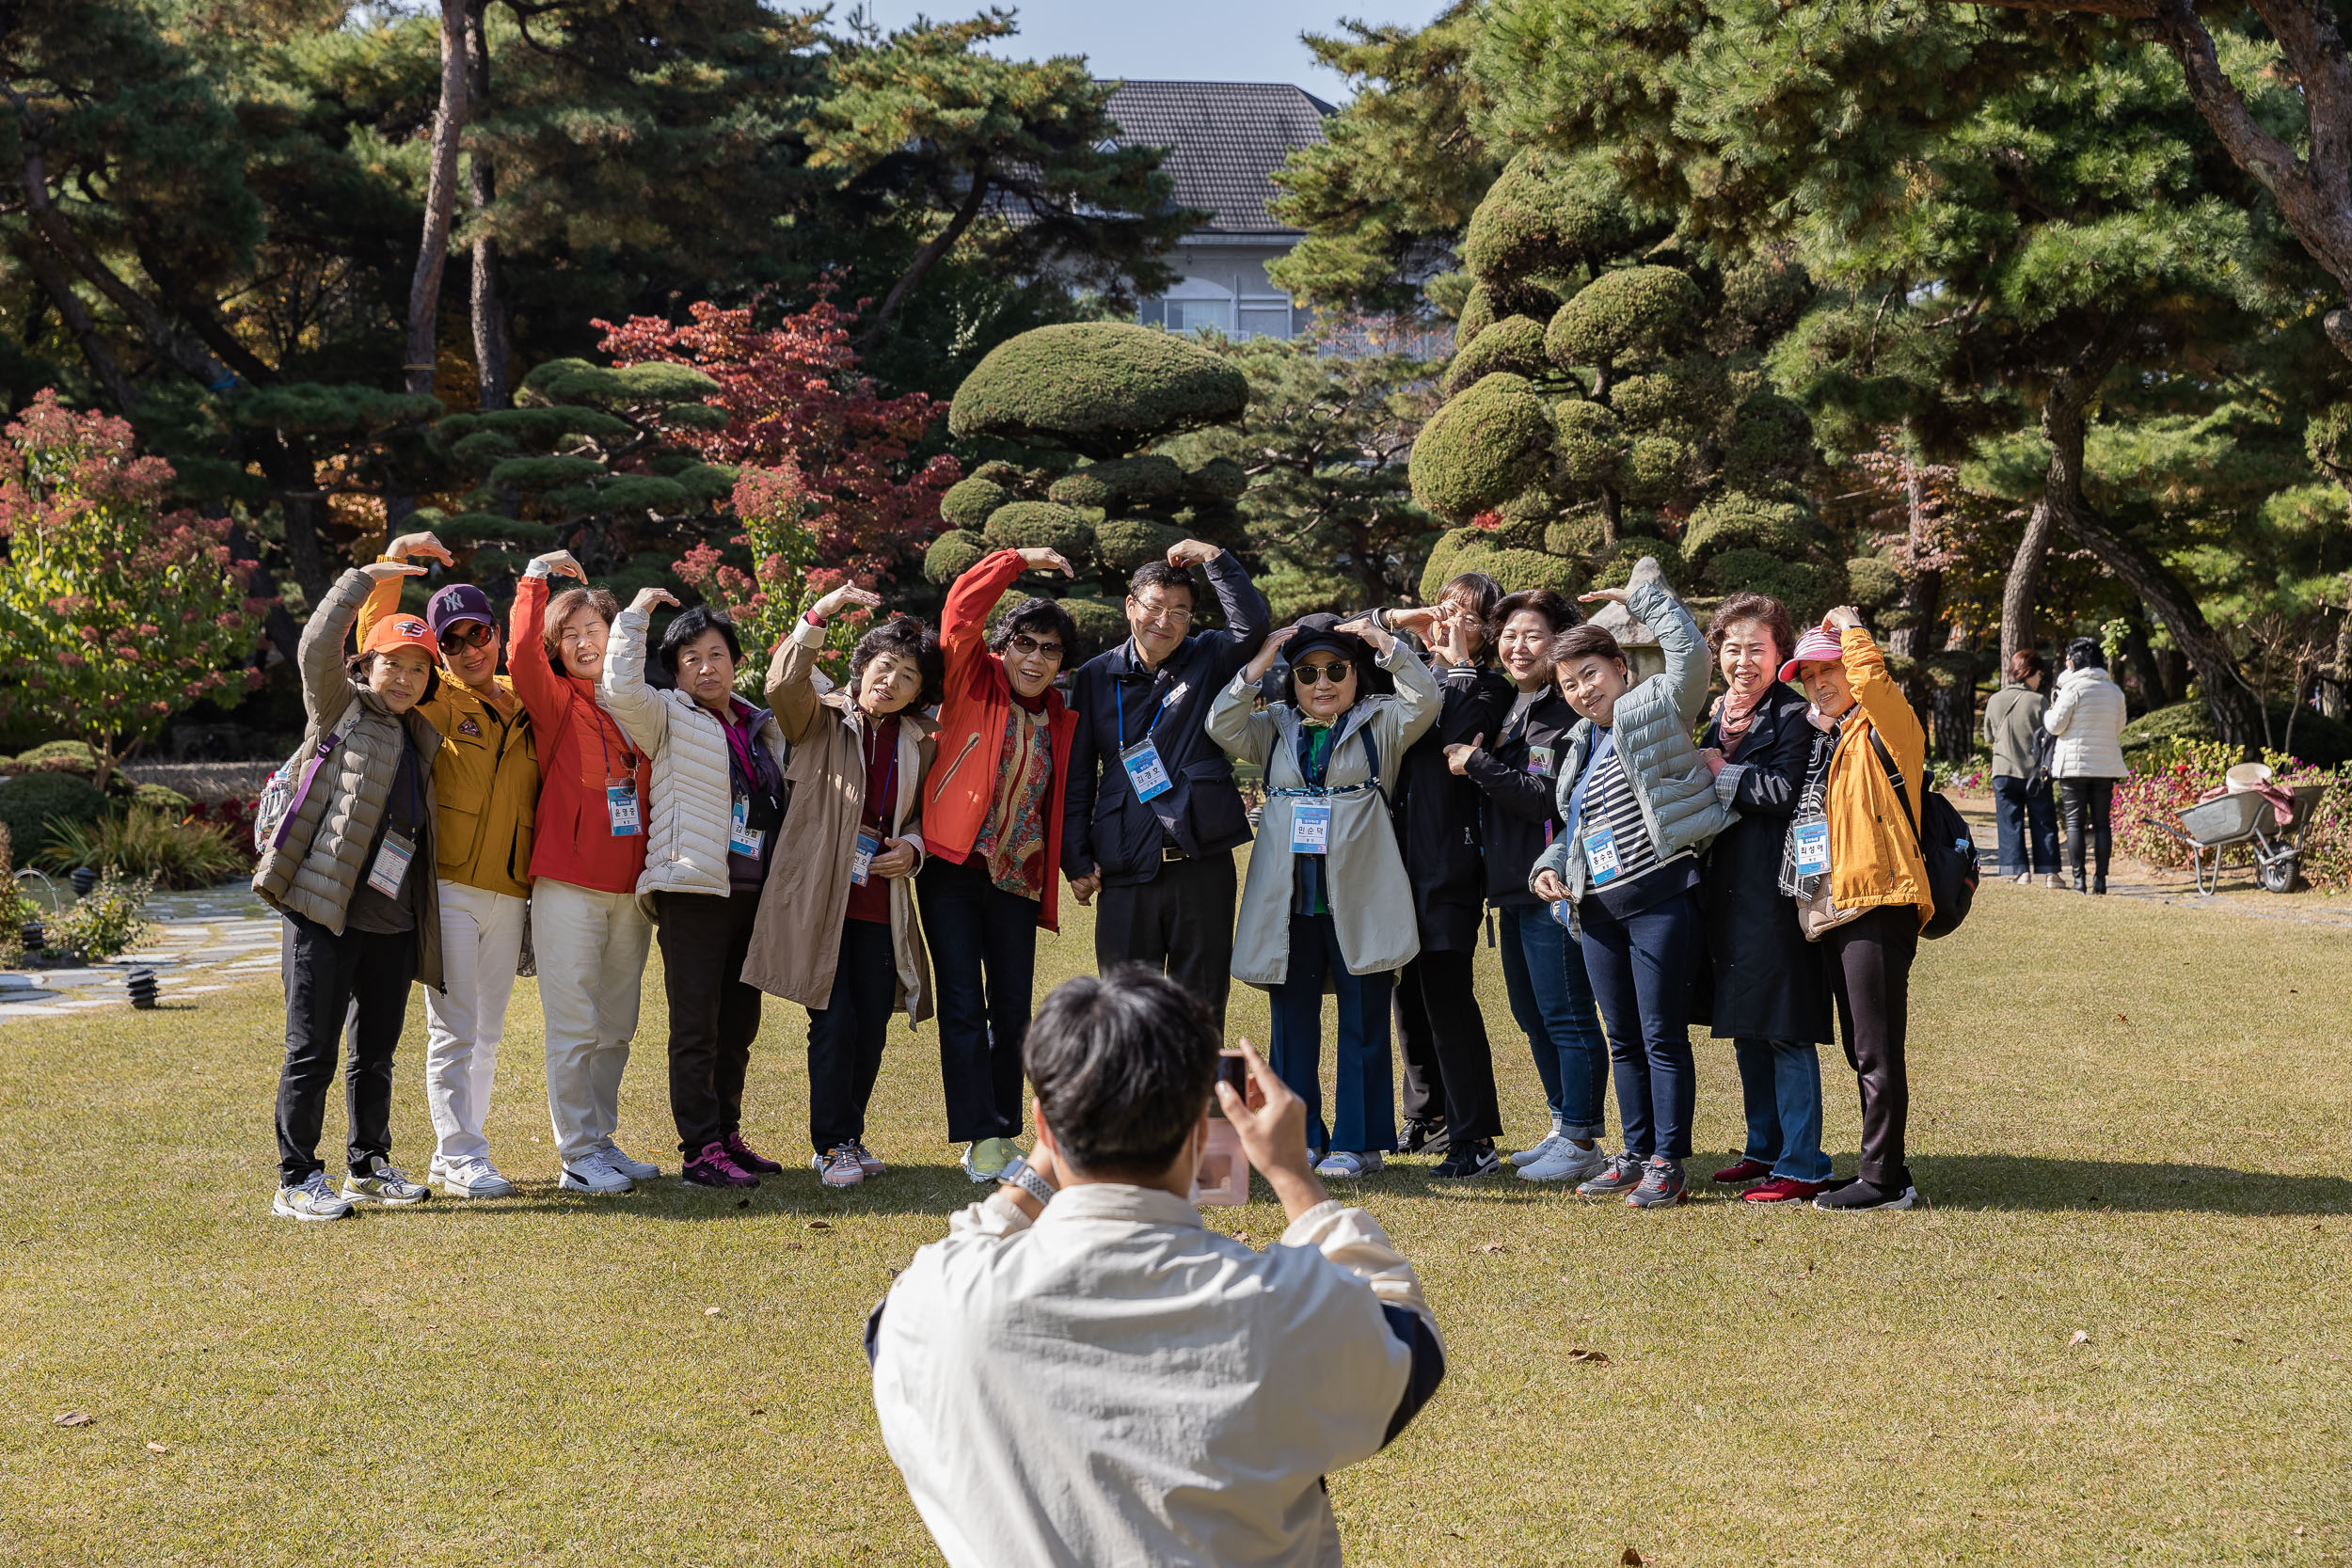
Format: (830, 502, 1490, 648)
(1460, 686, 1580, 909)
(1694, 683, 1833, 1044)
(1389, 657, 1515, 951)
(1061, 550, 1271, 885)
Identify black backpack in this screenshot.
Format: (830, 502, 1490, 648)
(1868, 731, 1979, 940)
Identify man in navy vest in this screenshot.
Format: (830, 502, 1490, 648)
(1061, 539, 1269, 1028)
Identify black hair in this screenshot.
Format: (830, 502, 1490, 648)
(1024, 965, 1221, 1179)
(1436, 571, 1502, 666)
(658, 603, 742, 677)
(988, 596, 1081, 662)
(1127, 560, 1197, 606)
(1550, 623, 1625, 667)
(850, 614, 945, 710)
(345, 651, 441, 707)
(1492, 588, 1580, 642)
(2065, 636, 2105, 672)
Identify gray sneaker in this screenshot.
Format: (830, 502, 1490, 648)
(1574, 1151, 1645, 1197)
(342, 1156, 431, 1207)
(1519, 1140, 1608, 1184)
(271, 1171, 354, 1222)
(1625, 1156, 1689, 1210)
(600, 1141, 660, 1181)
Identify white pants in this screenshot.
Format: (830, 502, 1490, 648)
(532, 879, 652, 1165)
(422, 879, 528, 1164)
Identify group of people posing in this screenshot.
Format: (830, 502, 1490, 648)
(260, 524, 1942, 1221)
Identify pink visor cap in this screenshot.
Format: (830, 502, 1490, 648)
(1778, 626, 1846, 683)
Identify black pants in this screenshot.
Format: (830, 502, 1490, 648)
(275, 911, 417, 1183)
(1093, 850, 1235, 1030)
(917, 854, 1038, 1145)
(2059, 777, 2116, 886)
(1823, 905, 1919, 1193)
(655, 888, 764, 1159)
(1391, 949, 1500, 1146)
(806, 917, 898, 1156)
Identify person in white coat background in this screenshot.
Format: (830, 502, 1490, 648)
(2043, 636, 2131, 895)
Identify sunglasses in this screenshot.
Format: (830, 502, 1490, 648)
(1293, 659, 1353, 687)
(1008, 634, 1064, 660)
(440, 623, 495, 654)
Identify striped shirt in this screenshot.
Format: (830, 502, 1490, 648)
(1574, 735, 1662, 887)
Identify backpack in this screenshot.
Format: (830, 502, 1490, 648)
(2026, 721, 2058, 793)
(253, 705, 364, 853)
(1868, 730, 1979, 940)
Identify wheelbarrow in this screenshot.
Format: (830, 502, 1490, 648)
(2142, 783, 2326, 895)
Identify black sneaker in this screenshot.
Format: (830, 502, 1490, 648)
(1396, 1117, 1450, 1156)
(1813, 1179, 1917, 1212)
(1432, 1141, 1501, 1180)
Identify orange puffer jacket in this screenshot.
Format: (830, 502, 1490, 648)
(1823, 627, 1933, 930)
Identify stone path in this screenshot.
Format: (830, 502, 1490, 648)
(0, 885, 279, 1022)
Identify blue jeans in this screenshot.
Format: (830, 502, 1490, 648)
(1496, 904, 1609, 1140)
(1577, 888, 1699, 1163)
(1733, 1037, 1832, 1181)
(1992, 774, 2058, 876)
(1270, 911, 1396, 1157)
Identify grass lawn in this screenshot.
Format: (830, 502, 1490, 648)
(3, 863, 2349, 1566)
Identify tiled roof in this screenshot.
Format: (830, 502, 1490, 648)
(1103, 81, 1335, 236)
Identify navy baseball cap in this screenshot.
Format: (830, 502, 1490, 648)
(426, 582, 497, 641)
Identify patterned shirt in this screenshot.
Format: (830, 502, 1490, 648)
(1570, 731, 1662, 888)
(970, 702, 1053, 900)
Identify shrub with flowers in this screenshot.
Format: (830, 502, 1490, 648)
(2116, 741, 2352, 891)
(0, 391, 270, 792)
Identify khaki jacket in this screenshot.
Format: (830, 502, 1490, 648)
(252, 568, 446, 989)
(1823, 627, 1932, 929)
(742, 616, 936, 1022)
(356, 568, 537, 898)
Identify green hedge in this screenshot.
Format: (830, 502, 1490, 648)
(947, 324, 1248, 457)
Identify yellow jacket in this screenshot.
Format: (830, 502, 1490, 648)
(357, 569, 539, 898)
(1824, 627, 1932, 929)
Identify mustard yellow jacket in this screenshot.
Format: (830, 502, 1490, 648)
(1823, 627, 1932, 929)
(357, 569, 538, 898)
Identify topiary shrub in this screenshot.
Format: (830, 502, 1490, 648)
(1703, 549, 1847, 627)
(1618, 435, 1692, 505)
(948, 324, 1248, 458)
(982, 501, 1096, 562)
(2120, 698, 2352, 769)
(940, 476, 1014, 530)
(1846, 555, 1903, 611)
(1422, 540, 1586, 601)
(1094, 516, 1190, 571)
(0, 770, 107, 858)
(1408, 374, 1557, 520)
(1545, 514, 1606, 557)
(1048, 455, 1184, 511)
(923, 529, 989, 585)
(1547, 265, 1708, 369)
(1459, 150, 1637, 281)
(1059, 595, 1129, 653)
(1184, 456, 1248, 502)
(131, 784, 192, 816)
(1679, 493, 1818, 569)
(16, 740, 98, 775)
(1443, 315, 1549, 395)
(1591, 536, 1688, 591)
(1722, 392, 1815, 488)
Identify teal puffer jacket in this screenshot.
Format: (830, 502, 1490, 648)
(1530, 577, 1736, 901)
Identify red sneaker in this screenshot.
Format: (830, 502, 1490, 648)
(1742, 1176, 1830, 1204)
(1712, 1158, 1770, 1185)
(683, 1141, 760, 1189)
(723, 1131, 784, 1175)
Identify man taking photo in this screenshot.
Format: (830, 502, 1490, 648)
(868, 966, 1444, 1567)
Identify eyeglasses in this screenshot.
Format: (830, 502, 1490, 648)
(440, 623, 495, 654)
(1131, 597, 1193, 626)
(1294, 659, 1353, 687)
(1009, 634, 1064, 660)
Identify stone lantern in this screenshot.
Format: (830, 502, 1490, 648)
(1587, 555, 1673, 684)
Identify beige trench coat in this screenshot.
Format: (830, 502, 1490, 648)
(1207, 638, 1439, 989)
(742, 615, 935, 1023)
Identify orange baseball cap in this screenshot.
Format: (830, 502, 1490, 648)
(362, 613, 436, 658)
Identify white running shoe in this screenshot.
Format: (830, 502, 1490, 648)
(342, 1156, 431, 1207)
(432, 1155, 516, 1198)
(560, 1149, 632, 1195)
(601, 1141, 660, 1181)
(1508, 1128, 1565, 1167)
(1519, 1140, 1610, 1184)
(271, 1171, 354, 1221)
(1314, 1149, 1384, 1178)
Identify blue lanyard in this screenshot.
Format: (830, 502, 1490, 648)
(1565, 726, 1615, 845)
(1118, 675, 1172, 748)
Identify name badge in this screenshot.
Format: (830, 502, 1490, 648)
(1583, 825, 1622, 885)
(367, 831, 415, 899)
(1290, 800, 1330, 854)
(729, 796, 764, 857)
(1792, 816, 1831, 877)
(1527, 744, 1555, 777)
(1120, 738, 1172, 802)
(606, 780, 640, 837)
(850, 827, 881, 885)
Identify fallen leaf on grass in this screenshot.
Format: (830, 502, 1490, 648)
(749, 1408, 765, 1417)
(54, 1411, 90, 1428)
(1566, 1347, 1611, 1364)
(1622, 1548, 1646, 1565)
(2115, 1014, 2129, 1023)
(704, 1307, 723, 1317)
(2070, 1329, 2090, 1346)
(1473, 1243, 1510, 1255)
(805, 1220, 832, 1231)
(145, 1442, 168, 1454)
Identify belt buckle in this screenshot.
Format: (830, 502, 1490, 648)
(1161, 846, 1187, 863)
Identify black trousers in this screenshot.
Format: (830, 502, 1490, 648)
(655, 888, 765, 1159)
(1092, 850, 1236, 1030)
(806, 917, 899, 1156)
(2059, 777, 2116, 885)
(917, 854, 1038, 1144)
(276, 911, 417, 1183)
(1391, 949, 1501, 1146)
(1823, 904, 1919, 1193)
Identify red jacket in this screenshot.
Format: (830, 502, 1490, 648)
(923, 549, 1077, 930)
(509, 572, 651, 895)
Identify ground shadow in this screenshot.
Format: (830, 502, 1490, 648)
(1899, 1153, 2352, 1215)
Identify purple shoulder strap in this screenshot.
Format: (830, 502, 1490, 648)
(272, 706, 364, 849)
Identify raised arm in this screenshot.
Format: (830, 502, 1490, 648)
(1627, 577, 1711, 725)
(1827, 610, 1927, 765)
(507, 554, 579, 734)
(299, 564, 417, 729)
(768, 581, 880, 746)
(355, 531, 456, 649)
(1356, 620, 1441, 762)
(599, 588, 676, 757)
(1170, 538, 1270, 679)
(942, 547, 1071, 677)
(1208, 624, 1299, 768)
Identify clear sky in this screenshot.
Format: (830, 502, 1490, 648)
(841, 0, 1441, 101)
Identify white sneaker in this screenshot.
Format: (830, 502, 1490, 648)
(432, 1155, 516, 1198)
(1314, 1149, 1383, 1178)
(271, 1171, 354, 1221)
(560, 1149, 632, 1194)
(342, 1156, 431, 1207)
(601, 1141, 660, 1181)
(1508, 1129, 1565, 1167)
(1519, 1140, 1610, 1184)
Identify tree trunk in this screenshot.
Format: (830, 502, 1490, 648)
(2057, 510, 2263, 749)
(405, 0, 470, 399)
(465, 0, 509, 410)
(1998, 501, 2053, 680)
(262, 435, 332, 602)
(1886, 452, 1945, 725)
(2003, 320, 2134, 675)
(22, 243, 140, 413)
(858, 162, 992, 347)
(2122, 619, 2168, 710)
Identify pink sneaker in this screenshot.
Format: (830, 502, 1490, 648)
(814, 1145, 865, 1188)
(682, 1141, 759, 1189)
(723, 1132, 784, 1175)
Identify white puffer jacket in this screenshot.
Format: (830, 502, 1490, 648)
(602, 605, 788, 904)
(2044, 665, 2129, 780)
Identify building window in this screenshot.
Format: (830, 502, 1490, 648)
(1165, 298, 1232, 335)
(1237, 305, 1295, 341)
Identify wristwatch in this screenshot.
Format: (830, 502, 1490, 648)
(998, 1155, 1056, 1207)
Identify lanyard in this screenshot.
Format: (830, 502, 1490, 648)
(720, 703, 757, 790)
(1565, 726, 1615, 845)
(595, 712, 640, 783)
(1118, 674, 1173, 749)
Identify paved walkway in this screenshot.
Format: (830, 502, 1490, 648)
(0, 885, 278, 1022)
